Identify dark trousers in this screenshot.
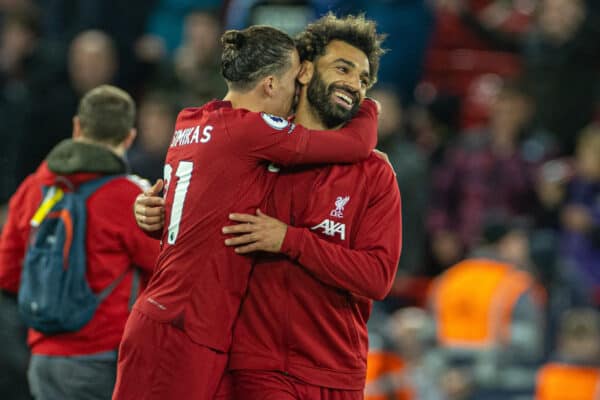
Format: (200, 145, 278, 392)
(28, 352, 117, 400)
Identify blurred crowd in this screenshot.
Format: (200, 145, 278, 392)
(0, 0, 599, 399)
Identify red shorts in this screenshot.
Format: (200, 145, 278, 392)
(112, 309, 233, 400)
(231, 370, 363, 400)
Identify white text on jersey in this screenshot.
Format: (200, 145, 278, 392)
(170, 125, 213, 148)
(311, 219, 346, 240)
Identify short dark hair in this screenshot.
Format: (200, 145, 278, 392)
(296, 13, 387, 88)
(220, 26, 296, 91)
(77, 85, 135, 146)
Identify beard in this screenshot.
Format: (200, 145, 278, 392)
(306, 69, 360, 129)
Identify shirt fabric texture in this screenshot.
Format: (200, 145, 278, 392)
(229, 153, 402, 390)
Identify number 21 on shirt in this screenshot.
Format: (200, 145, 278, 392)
(163, 161, 193, 245)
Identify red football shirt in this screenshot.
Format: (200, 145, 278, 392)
(229, 154, 402, 389)
(136, 99, 378, 351)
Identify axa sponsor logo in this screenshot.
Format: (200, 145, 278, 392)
(311, 219, 346, 240)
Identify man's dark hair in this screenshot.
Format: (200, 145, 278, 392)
(77, 85, 135, 146)
(221, 26, 296, 91)
(296, 13, 387, 88)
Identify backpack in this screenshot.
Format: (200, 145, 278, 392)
(18, 175, 139, 334)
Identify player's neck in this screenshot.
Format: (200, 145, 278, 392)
(223, 91, 266, 114)
(75, 136, 126, 157)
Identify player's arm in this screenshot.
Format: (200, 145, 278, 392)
(224, 165, 402, 301)
(228, 98, 379, 166)
(0, 177, 39, 294)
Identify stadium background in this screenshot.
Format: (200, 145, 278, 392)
(0, 0, 599, 399)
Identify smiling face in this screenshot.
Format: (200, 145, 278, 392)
(306, 40, 370, 128)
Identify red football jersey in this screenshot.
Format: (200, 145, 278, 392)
(229, 154, 402, 389)
(136, 99, 378, 351)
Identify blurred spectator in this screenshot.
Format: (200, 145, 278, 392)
(0, 292, 32, 400)
(372, 87, 428, 276)
(224, 0, 320, 35)
(422, 0, 525, 132)
(171, 9, 226, 104)
(458, 72, 504, 130)
(558, 125, 600, 303)
(535, 158, 573, 233)
(36, 0, 154, 41)
(365, 350, 414, 400)
(535, 125, 600, 305)
(68, 30, 117, 96)
(0, 3, 69, 204)
(144, 8, 226, 107)
(36, 0, 156, 92)
(0, 8, 46, 397)
(349, 0, 435, 99)
(427, 81, 537, 269)
(0, 0, 34, 20)
(0, 85, 159, 400)
(444, 0, 600, 154)
(554, 308, 600, 365)
(428, 221, 545, 399)
(128, 91, 178, 182)
(365, 307, 443, 400)
(407, 93, 460, 168)
(142, 0, 221, 55)
(535, 308, 600, 400)
(54, 30, 122, 161)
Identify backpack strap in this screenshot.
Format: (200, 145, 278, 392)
(97, 270, 128, 303)
(32, 175, 123, 225)
(28, 175, 104, 227)
(129, 268, 140, 310)
(78, 175, 138, 308)
(96, 267, 141, 310)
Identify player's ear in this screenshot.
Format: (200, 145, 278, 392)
(297, 61, 313, 85)
(123, 128, 137, 150)
(72, 116, 82, 139)
(262, 76, 276, 97)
